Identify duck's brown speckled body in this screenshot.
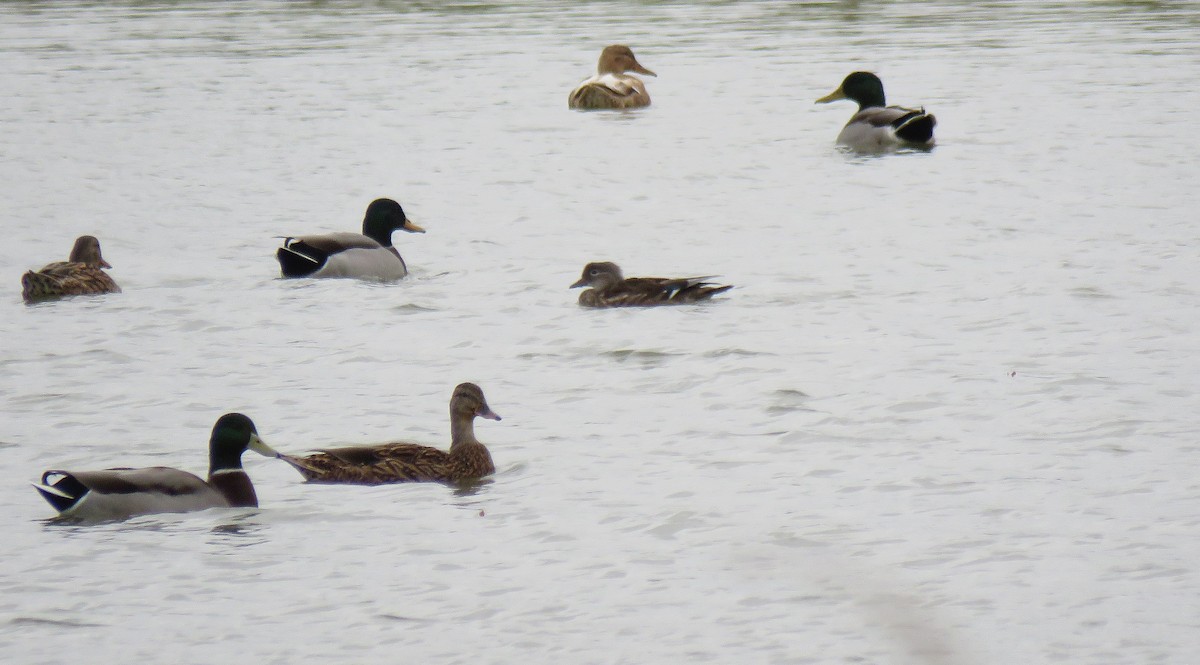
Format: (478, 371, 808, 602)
(570, 262, 732, 308)
(278, 383, 502, 485)
(568, 45, 656, 110)
(22, 236, 121, 302)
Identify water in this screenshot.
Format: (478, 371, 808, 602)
(2, 1, 1198, 663)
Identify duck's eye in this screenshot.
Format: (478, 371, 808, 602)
(589, 269, 600, 276)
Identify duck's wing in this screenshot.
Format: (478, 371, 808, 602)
(616, 276, 731, 305)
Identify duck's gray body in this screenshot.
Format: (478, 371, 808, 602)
(279, 233, 409, 280)
(34, 468, 242, 520)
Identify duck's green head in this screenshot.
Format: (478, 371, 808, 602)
(815, 71, 886, 110)
(363, 198, 426, 246)
(209, 413, 278, 473)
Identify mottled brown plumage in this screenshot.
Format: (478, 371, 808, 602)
(22, 235, 121, 302)
(570, 261, 732, 308)
(568, 45, 656, 110)
(278, 383, 503, 485)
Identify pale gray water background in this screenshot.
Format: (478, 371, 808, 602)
(1, 1, 1198, 663)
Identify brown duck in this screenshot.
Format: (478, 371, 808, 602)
(568, 45, 656, 110)
(277, 383, 502, 485)
(22, 235, 121, 302)
(570, 262, 732, 308)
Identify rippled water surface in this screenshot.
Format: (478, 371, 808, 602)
(2, 1, 1198, 663)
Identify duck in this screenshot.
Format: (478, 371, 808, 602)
(568, 45, 656, 110)
(32, 413, 278, 521)
(277, 383, 502, 485)
(276, 198, 425, 280)
(21, 235, 121, 302)
(570, 261, 732, 308)
(815, 72, 936, 151)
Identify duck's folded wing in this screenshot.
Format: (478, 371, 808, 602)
(73, 467, 212, 495)
(569, 74, 647, 105)
(314, 444, 390, 466)
(284, 232, 383, 254)
(309, 442, 449, 467)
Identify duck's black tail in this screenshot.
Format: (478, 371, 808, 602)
(276, 240, 324, 278)
(894, 110, 936, 145)
(32, 471, 87, 514)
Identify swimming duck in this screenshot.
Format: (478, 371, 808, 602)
(815, 72, 936, 151)
(570, 261, 732, 308)
(276, 198, 425, 280)
(21, 235, 121, 302)
(32, 413, 278, 521)
(568, 45, 656, 110)
(277, 383, 502, 485)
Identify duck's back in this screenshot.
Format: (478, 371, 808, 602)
(22, 262, 121, 302)
(569, 74, 650, 110)
(281, 443, 452, 484)
(583, 276, 731, 307)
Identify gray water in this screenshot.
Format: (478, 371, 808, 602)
(2, 1, 1198, 663)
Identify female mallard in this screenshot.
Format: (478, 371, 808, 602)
(278, 383, 502, 485)
(276, 198, 425, 280)
(568, 45, 656, 110)
(570, 261, 732, 308)
(815, 72, 936, 151)
(32, 413, 278, 521)
(21, 235, 121, 302)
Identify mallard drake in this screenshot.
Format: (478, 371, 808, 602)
(276, 198, 425, 280)
(32, 413, 278, 521)
(21, 235, 121, 303)
(568, 45, 656, 110)
(278, 383, 502, 485)
(815, 72, 936, 151)
(570, 261, 732, 308)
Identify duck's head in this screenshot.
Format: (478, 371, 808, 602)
(570, 261, 624, 290)
(451, 383, 502, 422)
(363, 198, 426, 244)
(208, 413, 279, 473)
(815, 71, 886, 110)
(597, 45, 656, 77)
(69, 235, 112, 269)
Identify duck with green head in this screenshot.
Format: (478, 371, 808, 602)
(33, 413, 279, 521)
(815, 72, 936, 152)
(276, 198, 426, 280)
